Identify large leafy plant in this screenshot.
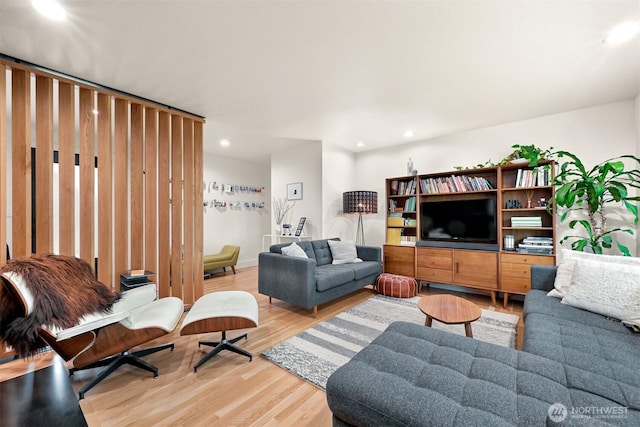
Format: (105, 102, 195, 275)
(553, 151, 640, 255)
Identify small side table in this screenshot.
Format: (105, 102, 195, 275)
(418, 294, 481, 338)
(262, 234, 313, 251)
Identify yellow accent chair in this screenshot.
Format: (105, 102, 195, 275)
(203, 245, 240, 275)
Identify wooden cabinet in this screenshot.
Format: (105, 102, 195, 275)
(416, 247, 498, 305)
(500, 252, 555, 306)
(383, 161, 556, 306)
(383, 245, 415, 277)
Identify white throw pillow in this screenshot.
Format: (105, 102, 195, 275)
(561, 257, 640, 326)
(281, 242, 308, 258)
(548, 248, 640, 298)
(328, 240, 362, 265)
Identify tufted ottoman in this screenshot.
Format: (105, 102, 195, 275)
(180, 291, 259, 372)
(376, 273, 418, 298)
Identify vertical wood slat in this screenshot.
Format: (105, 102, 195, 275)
(130, 103, 144, 268)
(182, 119, 194, 305)
(0, 64, 7, 265)
(97, 93, 113, 287)
(78, 88, 95, 266)
(144, 108, 158, 280)
(11, 69, 31, 257)
(58, 82, 75, 256)
(35, 76, 54, 254)
(157, 112, 171, 297)
(193, 121, 204, 300)
(0, 64, 8, 357)
(170, 115, 183, 300)
(113, 99, 129, 291)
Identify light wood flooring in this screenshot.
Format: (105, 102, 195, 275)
(0, 266, 524, 426)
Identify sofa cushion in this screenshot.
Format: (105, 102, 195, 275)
(343, 261, 381, 280)
(315, 265, 355, 292)
(270, 240, 315, 259)
(328, 240, 362, 264)
(281, 242, 308, 258)
(524, 313, 640, 410)
(311, 239, 336, 266)
(561, 258, 640, 326)
(549, 248, 640, 298)
(524, 290, 633, 334)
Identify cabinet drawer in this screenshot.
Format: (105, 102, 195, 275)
(417, 267, 453, 284)
(501, 262, 530, 278)
(501, 253, 555, 265)
(417, 247, 452, 270)
(383, 245, 415, 276)
(500, 276, 530, 293)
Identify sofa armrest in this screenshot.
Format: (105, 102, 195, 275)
(356, 245, 382, 263)
(530, 265, 557, 292)
(258, 252, 317, 309)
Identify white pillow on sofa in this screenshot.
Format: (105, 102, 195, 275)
(281, 242, 308, 258)
(561, 257, 640, 326)
(548, 248, 640, 298)
(328, 240, 362, 265)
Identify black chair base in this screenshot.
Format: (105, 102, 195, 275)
(194, 331, 252, 372)
(70, 343, 174, 399)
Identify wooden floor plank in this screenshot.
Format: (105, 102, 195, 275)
(0, 266, 524, 426)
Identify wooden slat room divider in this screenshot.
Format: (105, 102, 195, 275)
(0, 59, 205, 359)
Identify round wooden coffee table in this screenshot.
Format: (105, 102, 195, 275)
(418, 294, 482, 337)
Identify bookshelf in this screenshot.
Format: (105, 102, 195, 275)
(384, 161, 556, 307)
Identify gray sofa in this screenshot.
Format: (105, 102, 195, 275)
(326, 265, 640, 426)
(258, 238, 381, 315)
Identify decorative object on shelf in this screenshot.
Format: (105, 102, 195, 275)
(553, 150, 640, 255)
(407, 158, 413, 175)
(525, 189, 535, 208)
(501, 144, 554, 167)
(273, 197, 295, 235)
(282, 224, 292, 236)
(343, 191, 378, 245)
(295, 217, 307, 236)
(287, 182, 303, 200)
(503, 235, 515, 251)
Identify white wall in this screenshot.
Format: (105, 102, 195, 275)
(353, 100, 639, 252)
(202, 153, 270, 268)
(322, 143, 356, 240)
(270, 141, 323, 240)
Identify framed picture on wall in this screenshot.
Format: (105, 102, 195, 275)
(287, 182, 303, 200)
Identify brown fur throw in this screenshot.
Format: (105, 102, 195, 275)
(0, 254, 120, 356)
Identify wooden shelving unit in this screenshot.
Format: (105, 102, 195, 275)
(384, 161, 556, 306)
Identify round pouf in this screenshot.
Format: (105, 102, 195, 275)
(376, 273, 418, 298)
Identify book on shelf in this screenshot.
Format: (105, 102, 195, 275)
(516, 247, 553, 255)
(420, 175, 493, 194)
(390, 179, 416, 196)
(387, 217, 404, 227)
(399, 236, 417, 246)
(511, 217, 542, 227)
(515, 166, 551, 188)
(403, 197, 416, 212)
(386, 228, 402, 245)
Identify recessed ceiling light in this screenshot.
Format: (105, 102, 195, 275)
(32, 0, 67, 21)
(220, 139, 230, 147)
(404, 130, 415, 138)
(603, 21, 640, 45)
(356, 141, 365, 147)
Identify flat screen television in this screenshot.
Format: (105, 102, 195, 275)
(420, 198, 497, 244)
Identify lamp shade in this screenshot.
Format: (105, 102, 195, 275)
(343, 191, 378, 214)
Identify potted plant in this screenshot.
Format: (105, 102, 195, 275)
(501, 144, 554, 167)
(552, 150, 640, 255)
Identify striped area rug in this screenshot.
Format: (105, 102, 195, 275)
(261, 294, 519, 389)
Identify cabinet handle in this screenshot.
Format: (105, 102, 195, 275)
(455, 262, 459, 274)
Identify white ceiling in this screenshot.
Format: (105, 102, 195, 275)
(1, 0, 639, 164)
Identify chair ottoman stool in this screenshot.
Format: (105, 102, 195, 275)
(180, 291, 259, 372)
(376, 273, 418, 298)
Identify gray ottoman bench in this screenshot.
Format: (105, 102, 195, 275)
(326, 321, 639, 426)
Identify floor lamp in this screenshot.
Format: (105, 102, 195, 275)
(343, 191, 378, 245)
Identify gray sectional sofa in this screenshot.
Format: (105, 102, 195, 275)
(326, 264, 640, 426)
(258, 238, 381, 315)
